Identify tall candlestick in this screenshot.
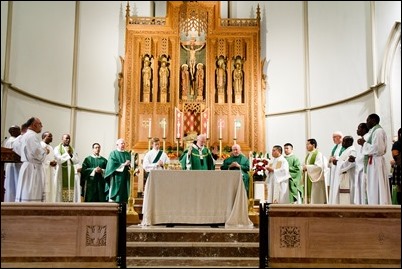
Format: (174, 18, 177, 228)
(148, 118, 152, 138)
(206, 119, 209, 139)
(234, 120, 237, 140)
(219, 119, 222, 139)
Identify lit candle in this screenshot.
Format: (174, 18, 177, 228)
(131, 151, 135, 168)
(148, 118, 152, 138)
(234, 120, 237, 140)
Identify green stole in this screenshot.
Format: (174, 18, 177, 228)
(304, 150, 318, 198)
(331, 144, 345, 157)
(59, 144, 75, 189)
(144, 150, 163, 179)
(364, 124, 382, 172)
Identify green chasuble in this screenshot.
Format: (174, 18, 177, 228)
(284, 154, 303, 202)
(221, 154, 250, 194)
(179, 144, 215, 170)
(104, 150, 131, 203)
(304, 149, 318, 200)
(81, 155, 108, 202)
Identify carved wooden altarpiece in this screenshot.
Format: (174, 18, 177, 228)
(119, 1, 266, 154)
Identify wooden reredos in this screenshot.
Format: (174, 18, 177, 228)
(119, 1, 266, 153)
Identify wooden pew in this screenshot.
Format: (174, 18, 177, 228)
(260, 204, 401, 268)
(1, 202, 126, 268)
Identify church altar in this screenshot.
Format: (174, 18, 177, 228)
(141, 170, 253, 228)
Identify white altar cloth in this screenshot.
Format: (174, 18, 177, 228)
(141, 170, 253, 228)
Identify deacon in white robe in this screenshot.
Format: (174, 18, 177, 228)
(353, 122, 369, 204)
(329, 136, 356, 204)
(358, 114, 391, 205)
(40, 132, 57, 202)
(265, 145, 290, 204)
(15, 118, 47, 202)
(327, 131, 344, 203)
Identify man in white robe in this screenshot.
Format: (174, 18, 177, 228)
(329, 136, 356, 204)
(4, 125, 21, 202)
(358, 113, 391, 205)
(41, 131, 57, 202)
(352, 123, 369, 204)
(143, 137, 170, 182)
(265, 145, 290, 204)
(328, 131, 344, 203)
(54, 134, 80, 202)
(14, 117, 47, 202)
(302, 139, 328, 204)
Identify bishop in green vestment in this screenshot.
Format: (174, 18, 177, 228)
(179, 134, 215, 170)
(104, 139, 132, 203)
(221, 144, 250, 194)
(81, 143, 108, 202)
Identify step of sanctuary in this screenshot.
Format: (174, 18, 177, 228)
(126, 224, 260, 268)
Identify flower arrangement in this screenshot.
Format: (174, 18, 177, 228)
(250, 151, 270, 181)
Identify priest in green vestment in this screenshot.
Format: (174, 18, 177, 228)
(81, 143, 108, 202)
(104, 138, 132, 203)
(179, 134, 215, 170)
(284, 143, 303, 203)
(221, 144, 250, 194)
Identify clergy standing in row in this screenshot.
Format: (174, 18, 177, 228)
(265, 145, 290, 204)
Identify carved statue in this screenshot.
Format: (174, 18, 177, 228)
(181, 40, 205, 81)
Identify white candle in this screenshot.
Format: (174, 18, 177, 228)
(131, 152, 135, 167)
(219, 120, 222, 139)
(163, 120, 166, 138)
(206, 119, 209, 139)
(234, 120, 237, 140)
(148, 118, 152, 138)
(249, 151, 253, 172)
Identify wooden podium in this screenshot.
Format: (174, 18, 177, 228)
(1, 147, 21, 202)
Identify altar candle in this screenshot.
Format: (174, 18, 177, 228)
(234, 120, 237, 140)
(131, 151, 135, 167)
(206, 119, 209, 139)
(162, 119, 166, 138)
(219, 120, 222, 139)
(148, 118, 151, 138)
(249, 151, 253, 171)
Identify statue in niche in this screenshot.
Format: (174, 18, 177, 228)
(196, 63, 204, 100)
(181, 39, 205, 81)
(181, 64, 190, 100)
(233, 57, 244, 95)
(159, 56, 170, 103)
(142, 55, 152, 101)
(216, 56, 227, 95)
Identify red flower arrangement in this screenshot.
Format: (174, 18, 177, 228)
(252, 157, 269, 180)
